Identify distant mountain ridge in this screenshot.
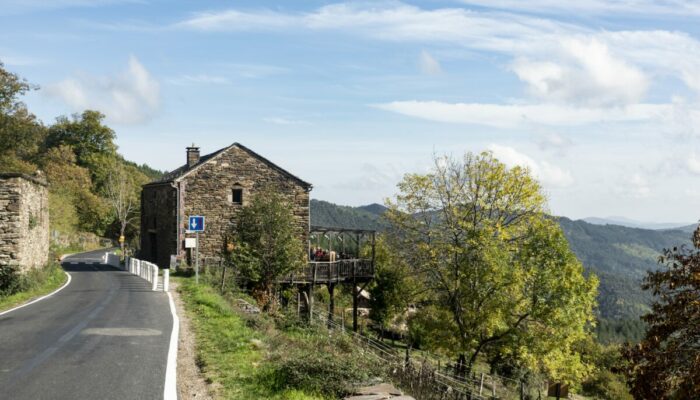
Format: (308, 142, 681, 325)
(582, 216, 696, 231)
(311, 199, 694, 321)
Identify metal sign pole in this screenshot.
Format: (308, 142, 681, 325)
(195, 231, 199, 284)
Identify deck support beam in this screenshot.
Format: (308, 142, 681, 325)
(328, 283, 335, 329)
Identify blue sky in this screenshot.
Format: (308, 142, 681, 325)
(3, 0, 700, 223)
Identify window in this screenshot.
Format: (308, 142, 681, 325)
(232, 188, 243, 205)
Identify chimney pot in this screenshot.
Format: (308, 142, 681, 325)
(186, 144, 200, 168)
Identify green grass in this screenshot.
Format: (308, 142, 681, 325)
(0, 262, 68, 312)
(175, 277, 327, 400)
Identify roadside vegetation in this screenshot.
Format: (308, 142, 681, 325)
(175, 276, 384, 400)
(0, 261, 66, 312)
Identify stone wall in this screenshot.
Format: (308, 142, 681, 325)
(140, 183, 177, 267)
(181, 146, 310, 267)
(0, 173, 49, 271)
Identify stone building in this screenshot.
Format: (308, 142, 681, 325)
(140, 143, 312, 268)
(0, 173, 50, 270)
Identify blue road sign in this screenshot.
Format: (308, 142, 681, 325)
(188, 216, 205, 232)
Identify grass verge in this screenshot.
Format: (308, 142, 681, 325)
(0, 261, 67, 312)
(175, 276, 327, 400)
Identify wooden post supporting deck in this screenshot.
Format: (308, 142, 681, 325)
(328, 283, 335, 329)
(353, 260, 359, 332)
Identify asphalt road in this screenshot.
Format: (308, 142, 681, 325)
(0, 249, 173, 400)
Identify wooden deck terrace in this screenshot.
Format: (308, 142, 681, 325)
(279, 259, 374, 284)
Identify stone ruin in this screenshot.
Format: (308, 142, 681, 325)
(0, 172, 49, 271)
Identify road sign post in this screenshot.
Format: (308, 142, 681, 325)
(188, 216, 205, 284)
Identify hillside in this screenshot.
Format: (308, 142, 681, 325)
(310, 200, 388, 231)
(310, 200, 693, 323)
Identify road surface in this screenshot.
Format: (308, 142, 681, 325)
(0, 249, 173, 400)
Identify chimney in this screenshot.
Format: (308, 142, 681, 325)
(186, 144, 200, 168)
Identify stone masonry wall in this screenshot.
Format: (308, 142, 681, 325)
(140, 183, 177, 267)
(0, 174, 49, 271)
(181, 146, 310, 266)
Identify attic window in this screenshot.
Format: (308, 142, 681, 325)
(232, 188, 243, 205)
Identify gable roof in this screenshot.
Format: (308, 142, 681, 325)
(144, 142, 312, 190)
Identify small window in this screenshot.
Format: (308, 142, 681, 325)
(232, 188, 243, 205)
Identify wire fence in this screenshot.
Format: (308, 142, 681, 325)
(307, 308, 548, 400)
(202, 260, 548, 400)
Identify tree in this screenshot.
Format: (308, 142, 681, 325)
(384, 152, 598, 383)
(228, 188, 305, 310)
(367, 236, 415, 332)
(105, 164, 139, 256)
(622, 227, 700, 399)
(0, 61, 45, 173)
(45, 110, 117, 190)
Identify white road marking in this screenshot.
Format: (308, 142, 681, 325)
(164, 290, 179, 400)
(0, 272, 72, 317)
(81, 327, 162, 336)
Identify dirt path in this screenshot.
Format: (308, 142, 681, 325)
(170, 281, 214, 400)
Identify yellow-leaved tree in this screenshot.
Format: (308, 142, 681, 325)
(385, 151, 598, 384)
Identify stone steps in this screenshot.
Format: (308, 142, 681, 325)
(345, 383, 414, 400)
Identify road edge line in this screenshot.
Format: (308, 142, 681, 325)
(0, 271, 72, 317)
(164, 290, 179, 400)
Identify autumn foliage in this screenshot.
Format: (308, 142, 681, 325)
(623, 227, 700, 399)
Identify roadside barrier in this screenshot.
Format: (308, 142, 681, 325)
(102, 252, 169, 292)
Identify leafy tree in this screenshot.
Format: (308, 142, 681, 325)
(622, 227, 700, 399)
(104, 164, 139, 255)
(385, 152, 598, 383)
(228, 189, 304, 310)
(45, 110, 117, 188)
(0, 61, 45, 172)
(367, 236, 414, 331)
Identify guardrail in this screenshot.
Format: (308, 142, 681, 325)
(103, 252, 169, 292)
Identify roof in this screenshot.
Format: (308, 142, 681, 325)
(144, 142, 312, 190)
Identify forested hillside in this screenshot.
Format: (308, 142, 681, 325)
(1, 62, 161, 245)
(311, 199, 695, 342)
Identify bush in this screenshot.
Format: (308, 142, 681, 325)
(268, 327, 385, 398)
(0, 265, 26, 296)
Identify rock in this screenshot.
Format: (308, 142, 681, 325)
(344, 395, 392, 400)
(353, 383, 403, 396)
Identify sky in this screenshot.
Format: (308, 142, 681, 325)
(3, 0, 700, 223)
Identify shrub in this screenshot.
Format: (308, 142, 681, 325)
(268, 327, 385, 398)
(0, 265, 26, 296)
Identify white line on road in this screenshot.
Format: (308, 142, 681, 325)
(164, 290, 179, 400)
(0, 271, 72, 317)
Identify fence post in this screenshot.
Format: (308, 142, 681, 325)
(479, 373, 485, 395)
(163, 269, 170, 292)
(492, 374, 496, 398)
(220, 263, 227, 294)
(152, 265, 158, 291)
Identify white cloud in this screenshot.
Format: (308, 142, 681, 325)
(459, 0, 700, 16)
(624, 173, 651, 198)
(177, 3, 582, 49)
(375, 100, 672, 128)
(177, 9, 297, 31)
(175, 3, 700, 99)
(488, 144, 573, 187)
(536, 132, 572, 152)
(418, 50, 442, 75)
(685, 153, 700, 175)
(512, 38, 648, 106)
(45, 56, 159, 124)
